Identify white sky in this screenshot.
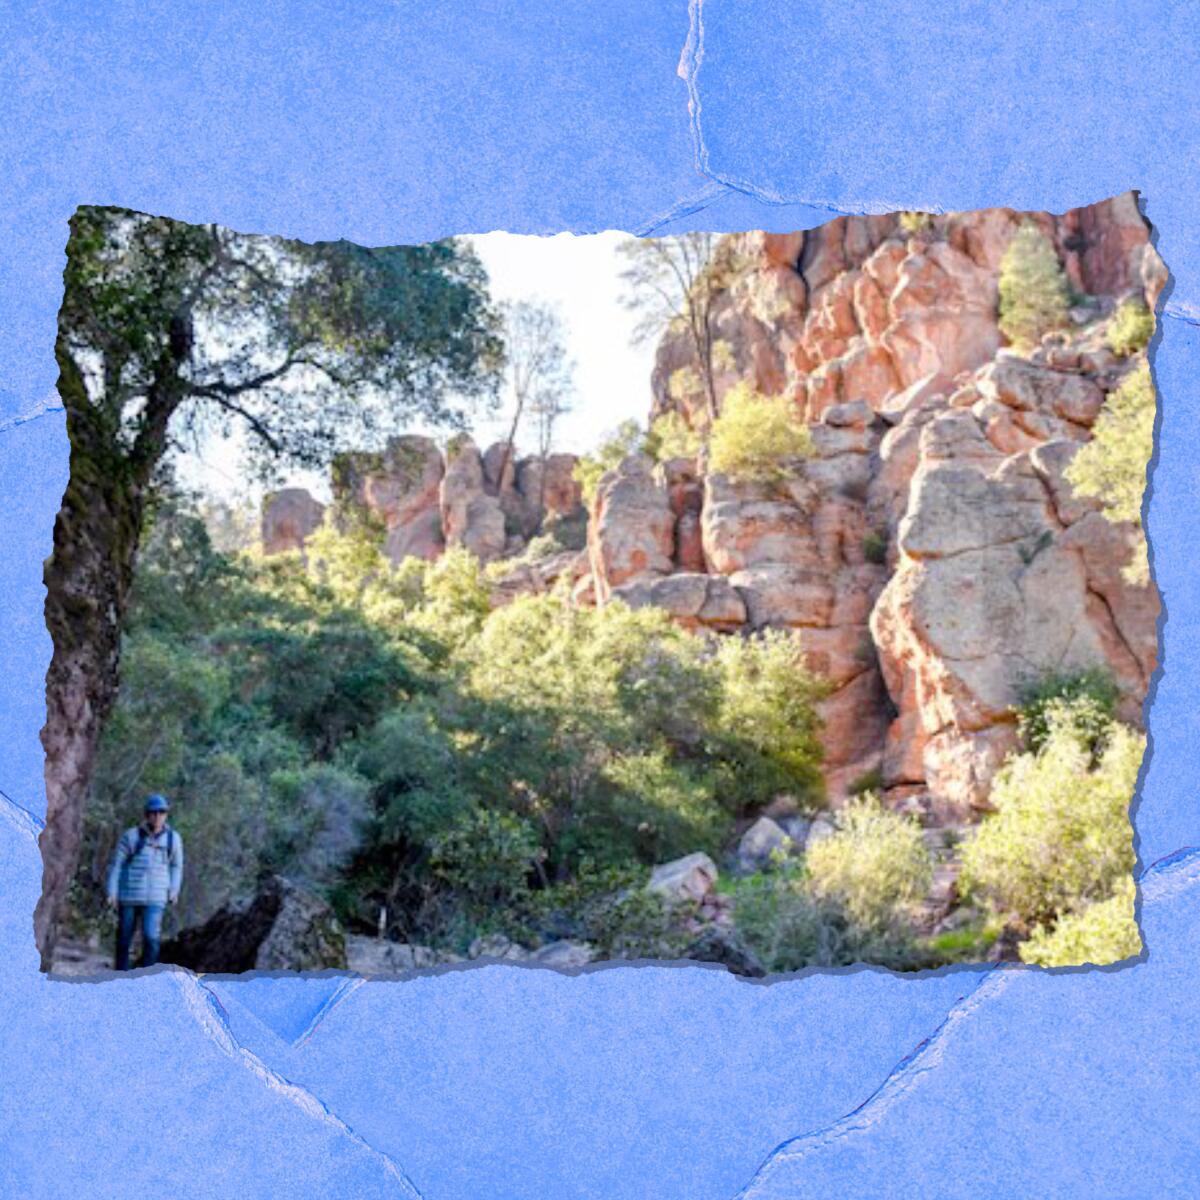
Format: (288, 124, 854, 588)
(176, 231, 656, 504)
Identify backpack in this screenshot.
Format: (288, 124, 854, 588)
(130, 825, 175, 865)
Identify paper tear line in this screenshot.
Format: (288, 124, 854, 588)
(731, 847, 1200, 1199)
(173, 972, 424, 1199)
(0, 392, 63, 436)
(0, 787, 42, 842)
(732, 969, 1016, 1199)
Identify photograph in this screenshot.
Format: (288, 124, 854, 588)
(38, 193, 1161, 977)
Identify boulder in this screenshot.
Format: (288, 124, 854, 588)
(611, 572, 747, 632)
(441, 438, 507, 562)
(161, 876, 347, 973)
(468, 933, 531, 961)
(261, 488, 325, 555)
(683, 927, 766, 978)
(334, 435, 445, 563)
(588, 456, 675, 600)
(647, 852, 719, 904)
(735, 816, 795, 874)
(346, 937, 441, 975)
(528, 940, 595, 969)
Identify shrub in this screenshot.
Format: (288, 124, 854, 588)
(1065, 360, 1156, 585)
(428, 807, 544, 918)
(804, 795, 933, 935)
(712, 630, 829, 812)
(732, 871, 846, 972)
(959, 701, 1141, 930)
(847, 767, 884, 796)
(646, 410, 702, 461)
(1106, 298, 1155, 357)
(998, 223, 1072, 350)
(1016, 668, 1119, 757)
(708, 382, 813, 485)
(862, 528, 888, 565)
(898, 211, 933, 235)
(1019, 875, 1140, 967)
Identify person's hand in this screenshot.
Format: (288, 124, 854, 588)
(168, 894, 178, 906)
(106, 895, 118, 911)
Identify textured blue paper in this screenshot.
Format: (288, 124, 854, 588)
(2, 3, 1199, 1196)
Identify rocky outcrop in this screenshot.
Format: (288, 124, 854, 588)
(262, 437, 583, 570)
(161, 875, 347, 973)
(334, 435, 447, 563)
(441, 437, 508, 562)
(587, 455, 675, 602)
(261, 488, 326, 555)
(601, 194, 1161, 819)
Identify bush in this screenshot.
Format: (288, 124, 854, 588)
(712, 630, 829, 812)
(732, 871, 846, 972)
(708, 382, 813, 485)
(862, 528, 888, 565)
(998, 223, 1072, 350)
(804, 795, 933, 936)
(646, 410, 702, 461)
(428, 807, 544, 919)
(959, 701, 1141, 930)
(1106, 298, 1155, 357)
(1019, 875, 1140, 967)
(1016, 668, 1119, 757)
(898, 211, 933, 235)
(1065, 359, 1156, 585)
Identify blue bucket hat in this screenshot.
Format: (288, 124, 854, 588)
(143, 794, 171, 813)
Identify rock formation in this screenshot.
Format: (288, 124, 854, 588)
(580, 193, 1162, 821)
(260, 194, 1161, 830)
(261, 436, 584, 568)
(160, 875, 347, 972)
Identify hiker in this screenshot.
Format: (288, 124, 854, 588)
(105, 794, 184, 970)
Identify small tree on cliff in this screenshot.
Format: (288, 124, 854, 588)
(36, 206, 503, 964)
(997, 222, 1073, 350)
(617, 233, 740, 426)
(1064, 359, 1156, 586)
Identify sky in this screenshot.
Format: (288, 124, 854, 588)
(176, 231, 657, 503)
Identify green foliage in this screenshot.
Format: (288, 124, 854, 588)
(1065, 360, 1156, 585)
(428, 807, 544, 918)
(667, 366, 703, 405)
(847, 768, 884, 797)
(925, 921, 999, 964)
(805, 796, 933, 934)
(78, 482, 832, 953)
(862, 528, 888, 565)
(998, 222, 1072, 350)
(573, 419, 647, 507)
(646, 410, 703, 461)
(1015, 668, 1119, 757)
(732, 797, 932, 972)
(1018, 875, 1140, 967)
(960, 700, 1141, 934)
(61, 207, 504, 482)
(898, 211, 933, 234)
(708, 383, 813, 484)
(1106, 298, 1155, 357)
(711, 631, 829, 813)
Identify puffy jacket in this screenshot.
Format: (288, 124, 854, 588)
(106, 823, 184, 905)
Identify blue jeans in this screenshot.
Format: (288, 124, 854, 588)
(115, 903, 165, 970)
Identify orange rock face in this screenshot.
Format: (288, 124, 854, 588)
(625, 194, 1162, 818)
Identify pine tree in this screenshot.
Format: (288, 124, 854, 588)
(998, 222, 1072, 350)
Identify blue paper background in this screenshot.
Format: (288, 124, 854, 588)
(2, 3, 1198, 1196)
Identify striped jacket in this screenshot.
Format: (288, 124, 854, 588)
(106, 823, 184, 905)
